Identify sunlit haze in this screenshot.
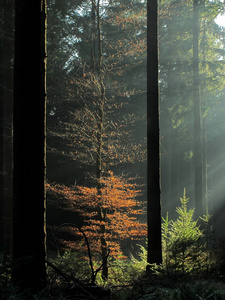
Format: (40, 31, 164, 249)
(2, 2, 225, 296)
(216, 13, 225, 27)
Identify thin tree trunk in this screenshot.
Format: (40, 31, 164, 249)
(96, 82, 108, 280)
(201, 16, 208, 215)
(193, 0, 203, 217)
(147, 0, 162, 266)
(92, 0, 108, 279)
(96, 111, 108, 280)
(91, 0, 96, 72)
(13, 0, 47, 292)
(167, 125, 172, 213)
(171, 141, 179, 219)
(202, 118, 208, 214)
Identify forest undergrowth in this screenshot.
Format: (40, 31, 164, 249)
(1, 193, 225, 299)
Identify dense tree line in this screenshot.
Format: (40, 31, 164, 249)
(159, 0, 225, 221)
(46, 0, 225, 230)
(45, 0, 225, 280)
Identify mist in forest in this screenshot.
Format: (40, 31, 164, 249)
(1, 0, 225, 265)
(45, 0, 225, 238)
(2, 1, 225, 297)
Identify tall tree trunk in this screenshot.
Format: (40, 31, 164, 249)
(193, 0, 203, 217)
(147, 0, 162, 266)
(96, 104, 108, 280)
(91, 0, 97, 72)
(0, 2, 3, 252)
(201, 16, 208, 215)
(92, 0, 108, 279)
(202, 118, 208, 213)
(171, 140, 180, 219)
(96, 178, 108, 280)
(13, 0, 47, 292)
(2, 0, 14, 261)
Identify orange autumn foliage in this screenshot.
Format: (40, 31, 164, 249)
(46, 171, 147, 259)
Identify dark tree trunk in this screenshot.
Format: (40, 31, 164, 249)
(96, 118, 108, 280)
(147, 0, 162, 266)
(91, 0, 97, 72)
(0, 2, 3, 252)
(96, 114, 108, 280)
(2, 0, 14, 261)
(13, 0, 47, 292)
(193, 0, 203, 217)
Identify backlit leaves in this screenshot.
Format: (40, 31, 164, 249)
(47, 171, 147, 259)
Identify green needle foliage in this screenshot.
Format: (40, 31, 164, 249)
(129, 189, 214, 278)
(162, 189, 211, 275)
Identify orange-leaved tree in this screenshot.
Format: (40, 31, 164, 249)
(47, 171, 147, 279)
(46, 1, 147, 280)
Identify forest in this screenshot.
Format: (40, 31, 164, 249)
(1, 0, 225, 299)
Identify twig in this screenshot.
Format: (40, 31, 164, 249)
(46, 260, 74, 285)
(56, 223, 95, 284)
(51, 223, 111, 285)
(94, 249, 110, 278)
(46, 260, 96, 300)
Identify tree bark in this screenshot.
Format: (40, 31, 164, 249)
(202, 118, 208, 214)
(193, 0, 203, 217)
(91, 0, 97, 72)
(96, 116, 108, 280)
(2, 0, 14, 261)
(201, 16, 208, 215)
(96, 106, 108, 280)
(13, 0, 47, 292)
(147, 0, 162, 266)
(91, 0, 108, 279)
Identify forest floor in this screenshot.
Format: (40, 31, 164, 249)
(41, 273, 225, 300)
(107, 275, 225, 300)
(2, 249, 225, 299)
(1, 269, 225, 299)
